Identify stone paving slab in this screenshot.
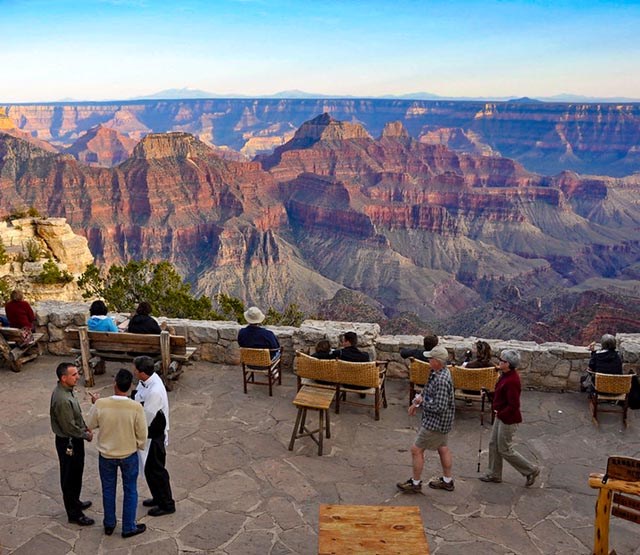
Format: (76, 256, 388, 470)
(0, 356, 639, 554)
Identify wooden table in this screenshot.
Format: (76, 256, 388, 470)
(288, 386, 335, 455)
(318, 504, 429, 554)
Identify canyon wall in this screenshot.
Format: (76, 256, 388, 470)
(3, 99, 640, 176)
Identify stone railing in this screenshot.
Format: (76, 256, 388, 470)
(32, 302, 640, 392)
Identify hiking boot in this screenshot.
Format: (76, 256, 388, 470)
(396, 478, 422, 493)
(479, 474, 502, 483)
(525, 467, 540, 487)
(428, 476, 455, 491)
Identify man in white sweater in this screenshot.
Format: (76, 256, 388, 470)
(86, 368, 147, 538)
(133, 356, 176, 516)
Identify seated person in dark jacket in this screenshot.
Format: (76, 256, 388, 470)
(588, 334, 623, 375)
(463, 340, 494, 368)
(128, 302, 162, 335)
(312, 339, 335, 360)
(333, 332, 370, 362)
(238, 306, 280, 359)
(400, 334, 438, 362)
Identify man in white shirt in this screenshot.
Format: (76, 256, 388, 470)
(133, 356, 176, 516)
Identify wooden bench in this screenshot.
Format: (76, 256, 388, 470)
(318, 504, 429, 554)
(65, 327, 196, 389)
(589, 456, 640, 555)
(408, 357, 431, 405)
(293, 352, 388, 420)
(0, 327, 45, 372)
(450, 365, 499, 424)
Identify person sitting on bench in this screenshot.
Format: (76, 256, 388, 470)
(127, 302, 162, 335)
(87, 300, 118, 333)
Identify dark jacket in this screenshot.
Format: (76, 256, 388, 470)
(400, 348, 429, 362)
(492, 369, 523, 425)
(238, 325, 280, 359)
(466, 358, 493, 369)
(128, 314, 162, 335)
(333, 346, 370, 362)
(588, 349, 623, 375)
(312, 351, 335, 360)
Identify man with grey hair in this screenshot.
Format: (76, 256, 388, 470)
(588, 334, 622, 375)
(397, 345, 456, 493)
(480, 349, 540, 487)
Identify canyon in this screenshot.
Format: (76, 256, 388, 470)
(2, 98, 640, 176)
(1, 110, 639, 343)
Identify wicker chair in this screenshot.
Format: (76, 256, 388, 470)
(294, 351, 338, 391)
(589, 372, 633, 427)
(408, 358, 431, 405)
(335, 360, 388, 421)
(450, 365, 499, 424)
(239, 348, 282, 396)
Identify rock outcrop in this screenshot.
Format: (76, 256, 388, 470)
(64, 125, 137, 166)
(0, 217, 93, 301)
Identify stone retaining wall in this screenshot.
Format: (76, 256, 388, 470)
(32, 302, 640, 391)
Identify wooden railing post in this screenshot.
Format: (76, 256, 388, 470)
(78, 327, 94, 387)
(160, 330, 171, 386)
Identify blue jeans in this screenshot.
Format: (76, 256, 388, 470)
(99, 452, 139, 533)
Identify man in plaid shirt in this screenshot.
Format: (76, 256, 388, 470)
(397, 345, 456, 493)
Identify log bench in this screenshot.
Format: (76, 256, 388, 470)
(0, 327, 45, 372)
(64, 327, 196, 389)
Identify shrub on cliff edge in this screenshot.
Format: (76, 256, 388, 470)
(78, 260, 222, 320)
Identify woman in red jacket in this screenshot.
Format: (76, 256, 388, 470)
(5, 290, 36, 330)
(479, 349, 540, 487)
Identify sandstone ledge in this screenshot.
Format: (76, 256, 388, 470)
(29, 301, 640, 391)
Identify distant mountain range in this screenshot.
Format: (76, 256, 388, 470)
(129, 88, 640, 103)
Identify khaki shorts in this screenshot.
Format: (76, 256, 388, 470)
(414, 427, 448, 450)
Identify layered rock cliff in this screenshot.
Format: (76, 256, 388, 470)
(3, 99, 640, 176)
(0, 114, 639, 340)
(64, 125, 137, 166)
(0, 217, 93, 301)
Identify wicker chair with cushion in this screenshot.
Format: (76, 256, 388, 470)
(335, 360, 388, 421)
(588, 371, 633, 427)
(450, 365, 499, 424)
(409, 358, 431, 406)
(294, 351, 338, 391)
(239, 347, 282, 396)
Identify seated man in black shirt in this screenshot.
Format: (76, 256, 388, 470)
(333, 332, 370, 362)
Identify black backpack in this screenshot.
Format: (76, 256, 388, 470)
(628, 375, 640, 410)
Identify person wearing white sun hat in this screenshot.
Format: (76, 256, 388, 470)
(237, 306, 280, 360)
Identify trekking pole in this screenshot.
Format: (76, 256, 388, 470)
(477, 389, 486, 472)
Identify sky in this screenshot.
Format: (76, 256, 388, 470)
(1, 0, 639, 102)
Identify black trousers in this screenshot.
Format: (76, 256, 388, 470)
(145, 435, 175, 510)
(55, 436, 85, 519)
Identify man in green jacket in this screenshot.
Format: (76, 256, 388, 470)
(50, 362, 94, 526)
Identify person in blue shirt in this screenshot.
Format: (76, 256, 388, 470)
(237, 306, 280, 359)
(87, 300, 119, 332)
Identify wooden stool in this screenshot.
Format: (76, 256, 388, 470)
(288, 386, 335, 456)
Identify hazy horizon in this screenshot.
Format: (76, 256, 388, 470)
(1, 0, 639, 103)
